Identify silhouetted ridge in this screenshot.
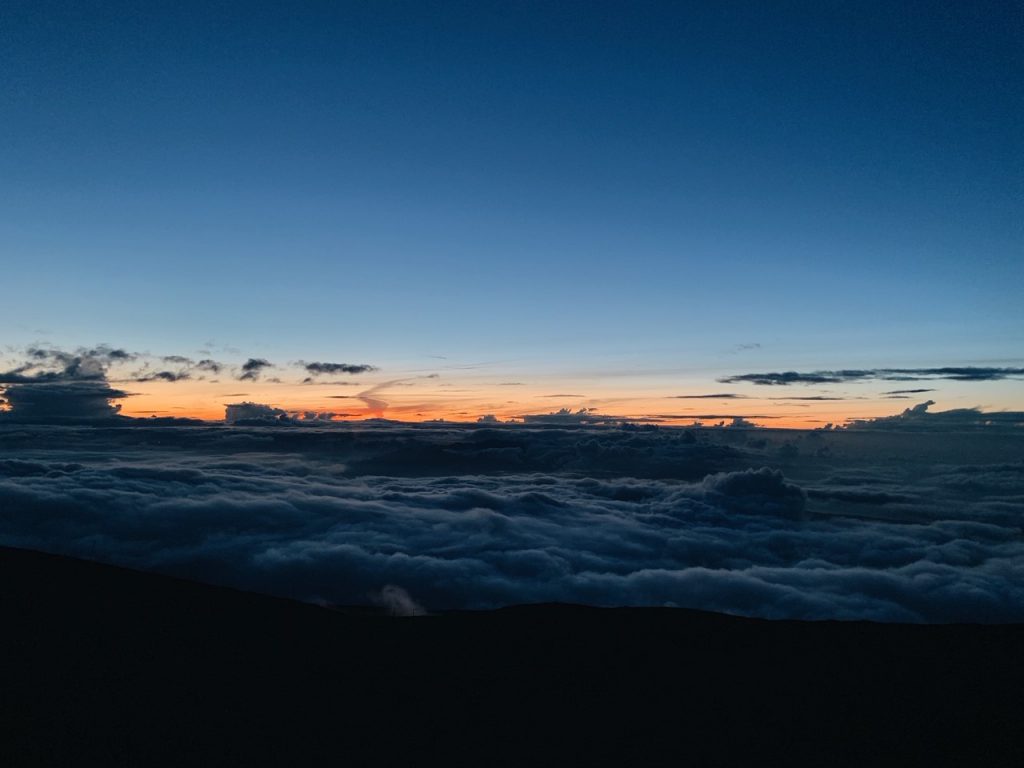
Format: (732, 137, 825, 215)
(2, 547, 1022, 767)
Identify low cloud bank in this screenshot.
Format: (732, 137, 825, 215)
(845, 401, 1024, 431)
(0, 424, 1021, 622)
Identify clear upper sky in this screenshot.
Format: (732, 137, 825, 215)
(1, 1, 1021, 423)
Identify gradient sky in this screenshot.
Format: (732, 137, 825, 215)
(2, 1, 1021, 424)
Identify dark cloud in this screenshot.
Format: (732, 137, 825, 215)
(303, 378, 368, 385)
(719, 370, 875, 385)
(5, 347, 224, 386)
(24, 344, 135, 366)
(135, 357, 222, 380)
(0, 346, 137, 421)
(0, 423, 1021, 622)
(541, 394, 586, 398)
(133, 371, 191, 383)
(32, 345, 135, 363)
(672, 394, 749, 399)
(88, 345, 134, 361)
(882, 388, 935, 395)
(238, 358, 272, 381)
(0, 367, 47, 385)
(886, 367, 1024, 381)
(302, 362, 379, 377)
(720, 368, 1024, 386)
(2, 349, 109, 384)
(1, 382, 129, 421)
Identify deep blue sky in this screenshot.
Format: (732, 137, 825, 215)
(2, 1, 1021, 409)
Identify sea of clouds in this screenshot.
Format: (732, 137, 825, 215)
(1, 423, 1021, 622)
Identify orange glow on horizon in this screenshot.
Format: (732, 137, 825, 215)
(105, 369, 1019, 429)
(116, 381, 913, 429)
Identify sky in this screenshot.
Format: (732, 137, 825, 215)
(1, 1, 1022, 425)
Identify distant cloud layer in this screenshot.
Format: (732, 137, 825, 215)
(845, 400, 1024, 431)
(720, 367, 1024, 385)
(521, 408, 637, 425)
(1, 423, 1021, 622)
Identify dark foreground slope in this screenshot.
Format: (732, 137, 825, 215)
(1, 547, 1021, 767)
